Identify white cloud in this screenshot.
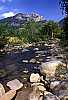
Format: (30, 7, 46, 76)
(1, 0, 12, 3)
(2, 12, 15, 18)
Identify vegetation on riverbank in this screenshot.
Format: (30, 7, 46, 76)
(0, 20, 62, 48)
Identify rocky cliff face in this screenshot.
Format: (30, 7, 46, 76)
(0, 12, 44, 27)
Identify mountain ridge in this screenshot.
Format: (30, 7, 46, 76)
(0, 12, 45, 27)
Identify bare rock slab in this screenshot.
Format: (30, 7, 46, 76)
(7, 79, 23, 90)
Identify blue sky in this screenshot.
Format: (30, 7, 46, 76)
(0, 0, 64, 21)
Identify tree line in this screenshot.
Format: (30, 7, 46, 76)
(0, 20, 62, 48)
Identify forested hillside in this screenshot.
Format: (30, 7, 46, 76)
(0, 13, 62, 48)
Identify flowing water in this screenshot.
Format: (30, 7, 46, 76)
(0, 45, 52, 84)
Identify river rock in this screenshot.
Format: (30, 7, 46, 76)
(0, 90, 16, 100)
(39, 58, 43, 62)
(31, 83, 44, 87)
(30, 73, 40, 83)
(33, 48, 39, 51)
(7, 79, 23, 90)
(36, 61, 40, 64)
(15, 87, 33, 100)
(31, 82, 46, 92)
(22, 60, 28, 63)
(35, 51, 45, 54)
(29, 91, 42, 100)
(29, 85, 43, 100)
(40, 61, 63, 78)
(37, 85, 46, 92)
(29, 58, 36, 63)
(15, 87, 42, 100)
(50, 81, 60, 89)
(22, 49, 29, 53)
(15, 86, 42, 100)
(0, 83, 5, 97)
(52, 81, 68, 99)
(44, 91, 60, 100)
(44, 43, 49, 46)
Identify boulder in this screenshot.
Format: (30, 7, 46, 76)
(31, 82, 46, 92)
(40, 61, 63, 78)
(37, 85, 46, 92)
(0, 90, 16, 100)
(30, 73, 40, 83)
(52, 81, 68, 99)
(7, 79, 23, 90)
(44, 91, 60, 100)
(29, 91, 42, 100)
(15, 86, 43, 100)
(50, 81, 60, 89)
(29, 85, 43, 100)
(0, 83, 5, 97)
(15, 87, 33, 100)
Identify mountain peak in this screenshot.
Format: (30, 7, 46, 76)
(0, 12, 45, 27)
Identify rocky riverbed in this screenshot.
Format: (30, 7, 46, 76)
(0, 40, 68, 100)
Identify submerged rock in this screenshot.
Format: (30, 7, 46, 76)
(7, 79, 23, 90)
(0, 69, 7, 78)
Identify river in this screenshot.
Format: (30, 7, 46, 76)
(0, 44, 53, 84)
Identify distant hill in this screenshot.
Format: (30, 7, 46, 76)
(0, 12, 46, 27)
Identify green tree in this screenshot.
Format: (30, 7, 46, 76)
(18, 21, 41, 43)
(39, 20, 62, 40)
(60, 0, 68, 46)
